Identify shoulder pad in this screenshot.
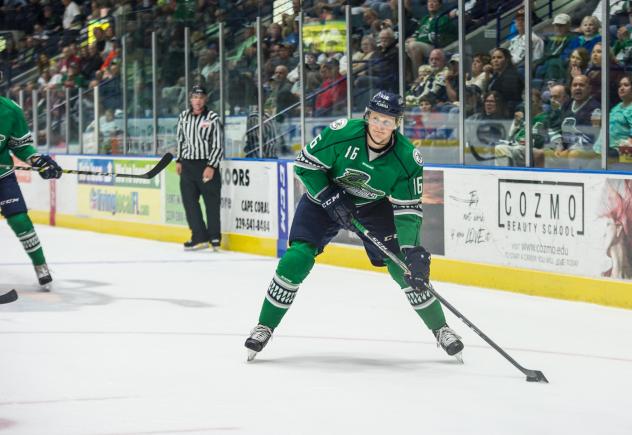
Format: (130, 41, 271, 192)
(412, 148, 424, 167)
(329, 118, 348, 130)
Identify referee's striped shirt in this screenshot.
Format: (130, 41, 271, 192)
(176, 107, 223, 167)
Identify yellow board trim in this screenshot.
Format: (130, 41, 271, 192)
(26, 211, 632, 309)
(28, 211, 277, 257)
(315, 242, 632, 310)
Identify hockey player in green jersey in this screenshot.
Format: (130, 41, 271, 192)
(0, 74, 63, 290)
(245, 91, 464, 361)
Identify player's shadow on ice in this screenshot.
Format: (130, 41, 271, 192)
(0, 279, 214, 312)
(254, 354, 460, 372)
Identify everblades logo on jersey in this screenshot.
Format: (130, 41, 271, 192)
(335, 168, 385, 200)
(330, 118, 348, 130)
(413, 148, 424, 166)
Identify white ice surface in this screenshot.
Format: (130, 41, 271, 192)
(1, 224, 632, 435)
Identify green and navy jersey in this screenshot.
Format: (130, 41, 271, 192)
(0, 96, 38, 180)
(295, 118, 425, 248)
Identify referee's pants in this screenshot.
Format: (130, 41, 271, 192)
(179, 159, 221, 246)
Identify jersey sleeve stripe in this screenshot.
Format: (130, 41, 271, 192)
(297, 148, 330, 170)
(8, 133, 33, 149)
(389, 197, 421, 205)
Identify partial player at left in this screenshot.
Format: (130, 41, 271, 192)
(0, 93, 62, 291)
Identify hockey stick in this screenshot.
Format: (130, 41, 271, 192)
(0, 290, 18, 304)
(467, 141, 497, 162)
(0, 153, 173, 179)
(350, 217, 549, 383)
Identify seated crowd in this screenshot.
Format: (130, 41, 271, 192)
(3, 0, 632, 163)
(403, 3, 632, 166)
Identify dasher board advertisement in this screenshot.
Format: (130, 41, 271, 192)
(220, 160, 278, 238)
(444, 169, 632, 281)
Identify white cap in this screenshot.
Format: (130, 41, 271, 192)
(449, 53, 460, 63)
(553, 13, 571, 25)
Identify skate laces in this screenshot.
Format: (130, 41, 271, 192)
(435, 326, 461, 348)
(250, 324, 272, 343)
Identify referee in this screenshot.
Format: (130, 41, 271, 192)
(176, 84, 223, 251)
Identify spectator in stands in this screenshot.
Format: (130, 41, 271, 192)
(43, 3, 62, 34)
(464, 84, 482, 117)
(586, 43, 624, 104)
(62, 63, 86, 89)
(507, 8, 543, 67)
(314, 58, 346, 116)
(59, 45, 81, 74)
(264, 23, 284, 50)
(265, 65, 298, 119)
(80, 44, 103, 81)
(405, 0, 457, 74)
(563, 15, 602, 62)
(466, 52, 490, 93)
(62, 0, 82, 45)
(551, 74, 600, 157)
(37, 69, 52, 90)
(470, 90, 508, 120)
(539, 83, 570, 152)
(593, 75, 632, 158)
(535, 13, 574, 84)
(409, 49, 449, 104)
(443, 53, 460, 109)
(289, 52, 322, 98)
(407, 64, 433, 99)
(614, 26, 632, 65)
(467, 90, 509, 149)
(494, 89, 548, 167)
(350, 34, 377, 76)
(485, 47, 523, 113)
(37, 52, 51, 76)
(566, 47, 590, 86)
(62, 0, 81, 31)
(362, 7, 381, 37)
(196, 49, 218, 83)
(48, 65, 64, 88)
(354, 26, 398, 104)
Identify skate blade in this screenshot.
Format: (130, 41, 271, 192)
(246, 349, 258, 362)
(453, 352, 464, 364)
(39, 283, 52, 292)
(184, 243, 209, 251)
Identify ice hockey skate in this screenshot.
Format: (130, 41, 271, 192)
(433, 325, 464, 363)
(183, 240, 209, 251)
(244, 324, 273, 362)
(34, 263, 52, 291)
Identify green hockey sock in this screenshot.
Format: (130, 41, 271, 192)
(6, 213, 46, 266)
(258, 241, 318, 329)
(385, 258, 446, 331)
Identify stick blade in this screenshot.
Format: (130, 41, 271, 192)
(0, 289, 18, 304)
(525, 370, 548, 383)
(143, 153, 174, 178)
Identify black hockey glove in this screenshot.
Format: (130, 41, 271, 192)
(319, 185, 357, 231)
(31, 155, 62, 179)
(404, 246, 431, 290)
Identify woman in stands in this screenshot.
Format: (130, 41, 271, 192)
(566, 47, 590, 86)
(485, 47, 523, 114)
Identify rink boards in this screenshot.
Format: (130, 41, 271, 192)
(14, 154, 632, 309)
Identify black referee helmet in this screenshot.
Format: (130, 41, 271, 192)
(190, 84, 207, 96)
